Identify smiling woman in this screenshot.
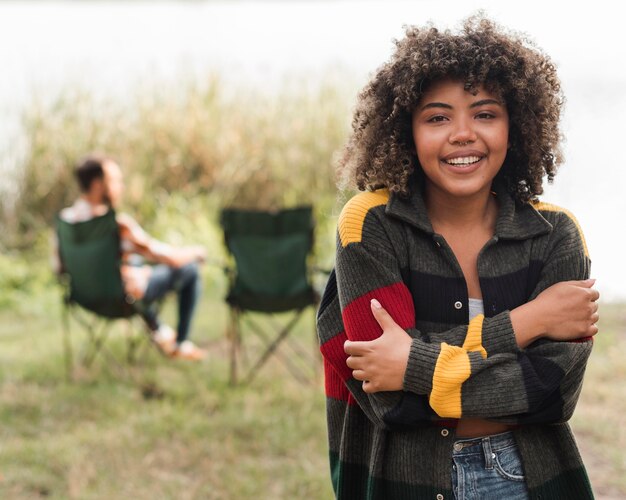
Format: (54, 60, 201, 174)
(318, 14, 599, 500)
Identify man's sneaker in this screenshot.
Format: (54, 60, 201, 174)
(171, 340, 207, 361)
(151, 325, 177, 355)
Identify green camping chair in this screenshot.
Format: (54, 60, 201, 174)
(56, 210, 152, 379)
(220, 206, 321, 385)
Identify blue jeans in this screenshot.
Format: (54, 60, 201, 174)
(451, 432, 529, 500)
(139, 263, 201, 343)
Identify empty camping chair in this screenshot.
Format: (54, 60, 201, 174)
(220, 206, 321, 385)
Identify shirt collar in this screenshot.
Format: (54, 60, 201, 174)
(385, 181, 553, 241)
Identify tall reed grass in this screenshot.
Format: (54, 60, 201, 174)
(3, 73, 355, 252)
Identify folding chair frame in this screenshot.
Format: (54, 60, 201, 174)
(227, 304, 319, 385)
(60, 289, 157, 381)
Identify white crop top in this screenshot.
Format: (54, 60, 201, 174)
(468, 298, 484, 320)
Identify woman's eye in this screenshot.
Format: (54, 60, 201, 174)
(476, 112, 495, 119)
(427, 115, 448, 123)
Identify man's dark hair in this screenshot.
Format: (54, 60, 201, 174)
(74, 154, 110, 192)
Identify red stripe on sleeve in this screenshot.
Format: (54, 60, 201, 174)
(320, 332, 352, 402)
(323, 358, 351, 402)
(342, 282, 415, 341)
(320, 332, 352, 381)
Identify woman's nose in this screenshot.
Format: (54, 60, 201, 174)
(449, 117, 477, 145)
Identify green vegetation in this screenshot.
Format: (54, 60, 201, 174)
(0, 288, 333, 499)
(2, 74, 353, 252)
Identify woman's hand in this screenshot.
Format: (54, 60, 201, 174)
(535, 279, 600, 339)
(344, 299, 412, 393)
(511, 279, 600, 348)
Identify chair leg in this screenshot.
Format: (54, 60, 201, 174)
(62, 306, 156, 384)
(83, 321, 112, 367)
(243, 309, 304, 385)
(62, 302, 73, 381)
(228, 308, 241, 385)
(126, 320, 138, 364)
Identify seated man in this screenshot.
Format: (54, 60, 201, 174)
(57, 153, 207, 361)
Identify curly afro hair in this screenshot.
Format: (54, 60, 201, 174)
(338, 14, 564, 203)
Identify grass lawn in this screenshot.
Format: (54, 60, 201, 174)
(0, 287, 624, 499)
(0, 290, 332, 500)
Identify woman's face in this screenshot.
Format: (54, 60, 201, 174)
(411, 78, 509, 201)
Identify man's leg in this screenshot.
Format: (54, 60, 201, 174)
(140, 264, 173, 331)
(172, 262, 202, 344)
(140, 263, 204, 359)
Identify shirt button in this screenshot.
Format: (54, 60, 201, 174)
(440, 429, 449, 437)
(436, 494, 444, 500)
(454, 301, 463, 310)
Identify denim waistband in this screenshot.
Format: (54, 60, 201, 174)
(452, 431, 517, 456)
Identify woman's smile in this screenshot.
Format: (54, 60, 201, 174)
(440, 148, 487, 173)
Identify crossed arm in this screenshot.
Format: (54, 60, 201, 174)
(319, 210, 598, 428)
(347, 280, 599, 395)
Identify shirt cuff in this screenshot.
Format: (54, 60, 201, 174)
(482, 311, 520, 355)
(402, 338, 440, 394)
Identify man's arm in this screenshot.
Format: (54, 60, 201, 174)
(117, 213, 206, 268)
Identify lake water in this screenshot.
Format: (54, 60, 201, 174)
(1, 0, 625, 300)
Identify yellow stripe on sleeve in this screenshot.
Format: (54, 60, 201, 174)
(533, 201, 589, 258)
(429, 343, 470, 418)
(338, 190, 389, 247)
(462, 314, 487, 359)
(430, 315, 487, 418)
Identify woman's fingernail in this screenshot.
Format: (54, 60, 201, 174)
(371, 299, 382, 309)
